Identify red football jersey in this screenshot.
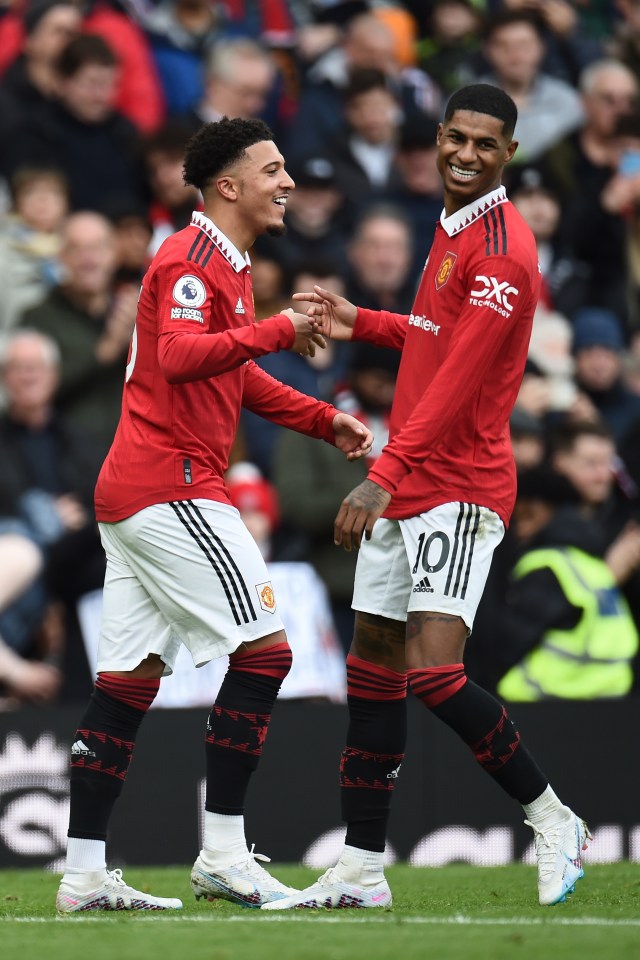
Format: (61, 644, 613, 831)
(357, 187, 541, 526)
(95, 212, 337, 521)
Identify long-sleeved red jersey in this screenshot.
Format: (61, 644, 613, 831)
(358, 186, 541, 526)
(95, 212, 337, 522)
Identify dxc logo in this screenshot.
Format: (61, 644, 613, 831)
(469, 275, 519, 313)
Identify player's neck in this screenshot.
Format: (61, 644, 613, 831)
(202, 205, 251, 257)
(443, 179, 503, 218)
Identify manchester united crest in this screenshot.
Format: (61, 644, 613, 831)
(257, 581, 276, 613)
(435, 252, 457, 290)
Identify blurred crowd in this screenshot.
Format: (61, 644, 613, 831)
(2, 0, 640, 709)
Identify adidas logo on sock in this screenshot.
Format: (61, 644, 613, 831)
(71, 739, 96, 757)
(234, 298, 245, 314)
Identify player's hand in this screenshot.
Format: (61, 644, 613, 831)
(332, 412, 374, 461)
(281, 308, 326, 356)
(334, 478, 391, 551)
(292, 285, 357, 341)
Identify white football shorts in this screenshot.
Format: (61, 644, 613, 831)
(97, 499, 284, 675)
(352, 501, 505, 632)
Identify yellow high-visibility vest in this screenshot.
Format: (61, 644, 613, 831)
(497, 547, 638, 701)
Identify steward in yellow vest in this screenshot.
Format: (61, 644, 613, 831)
(495, 469, 639, 701)
(497, 544, 638, 700)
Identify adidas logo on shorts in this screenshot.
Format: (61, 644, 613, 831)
(412, 578, 434, 594)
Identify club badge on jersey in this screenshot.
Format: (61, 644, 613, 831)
(435, 252, 457, 290)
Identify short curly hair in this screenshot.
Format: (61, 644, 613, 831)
(183, 117, 274, 192)
(444, 84, 517, 139)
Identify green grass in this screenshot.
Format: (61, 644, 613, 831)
(1, 864, 639, 960)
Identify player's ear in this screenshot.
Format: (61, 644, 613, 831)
(216, 175, 238, 202)
(503, 139, 518, 165)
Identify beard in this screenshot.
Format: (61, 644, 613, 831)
(266, 223, 287, 238)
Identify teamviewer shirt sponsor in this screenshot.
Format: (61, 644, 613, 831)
(353, 186, 541, 526)
(95, 212, 337, 522)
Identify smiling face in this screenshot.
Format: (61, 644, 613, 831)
(221, 139, 294, 245)
(436, 109, 517, 214)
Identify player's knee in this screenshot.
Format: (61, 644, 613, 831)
(346, 653, 407, 700)
(229, 639, 292, 682)
(408, 662, 467, 708)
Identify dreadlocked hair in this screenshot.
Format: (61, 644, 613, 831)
(183, 116, 274, 192)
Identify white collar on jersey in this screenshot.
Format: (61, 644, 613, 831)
(190, 211, 250, 272)
(440, 185, 508, 238)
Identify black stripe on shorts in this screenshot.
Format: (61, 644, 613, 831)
(444, 503, 480, 599)
(170, 501, 257, 625)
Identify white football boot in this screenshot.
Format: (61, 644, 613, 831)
(261, 866, 392, 910)
(191, 845, 299, 908)
(56, 868, 183, 912)
(525, 808, 592, 905)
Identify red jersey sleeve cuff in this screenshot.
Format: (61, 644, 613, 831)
(320, 406, 340, 444)
(367, 451, 412, 495)
(353, 308, 383, 339)
(268, 313, 296, 350)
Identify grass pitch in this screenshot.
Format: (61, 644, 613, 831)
(1, 863, 639, 960)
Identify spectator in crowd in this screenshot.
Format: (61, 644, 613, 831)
(601, 109, 640, 336)
(0, 166, 68, 346)
(248, 248, 288, 321)
(0, 328, 105, 706)
(526, 309, 578, 417)
(182, 37, 277, 132)
(258, 154, 349, 274)
(498, 0, 603, 85)
(20, 211, 137, 456)
(495, 466, 639, 700)
(141, 0, 231, 115)
(568, 307, 640, 445)
(242, 258, 351, 478)
(0, 0, 81, 179)
(105, 197, 153, 288)
(81, 0, 166, 134)
(0, 0, 165, 135)
(285, 11, 441, 161)
(506, 164, 590, 318)
(545, 59, 639, 195)
(509, 407, 547, 470)
(417, 0, 484, 96)
(345, 203, 417, 313)
(321, 68, 404, 207)
(478, 10, 584, 163)
(608, 0, 640, 90)
(5, 34, 147, 215)
(142, 120, 203, 255)
(0, 526, 59, 708)
(550, 420, 640, 637)
(543, 59, 639, 324)
(274, 341, 399, 652)
(383, 114, 443, 282)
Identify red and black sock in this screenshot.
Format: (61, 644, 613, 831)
(409, 664, 547, 804)
(341, 654, 407, 853)
(205, 641, 292, 815)
(68, 673, 159, 840)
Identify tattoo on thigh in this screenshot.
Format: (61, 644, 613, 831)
(354, 612, 406, 665)
(406, 612, 459, 640)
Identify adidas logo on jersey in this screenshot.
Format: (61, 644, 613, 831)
(235, 298, 245, 314)
(71, 740, 96, 758)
